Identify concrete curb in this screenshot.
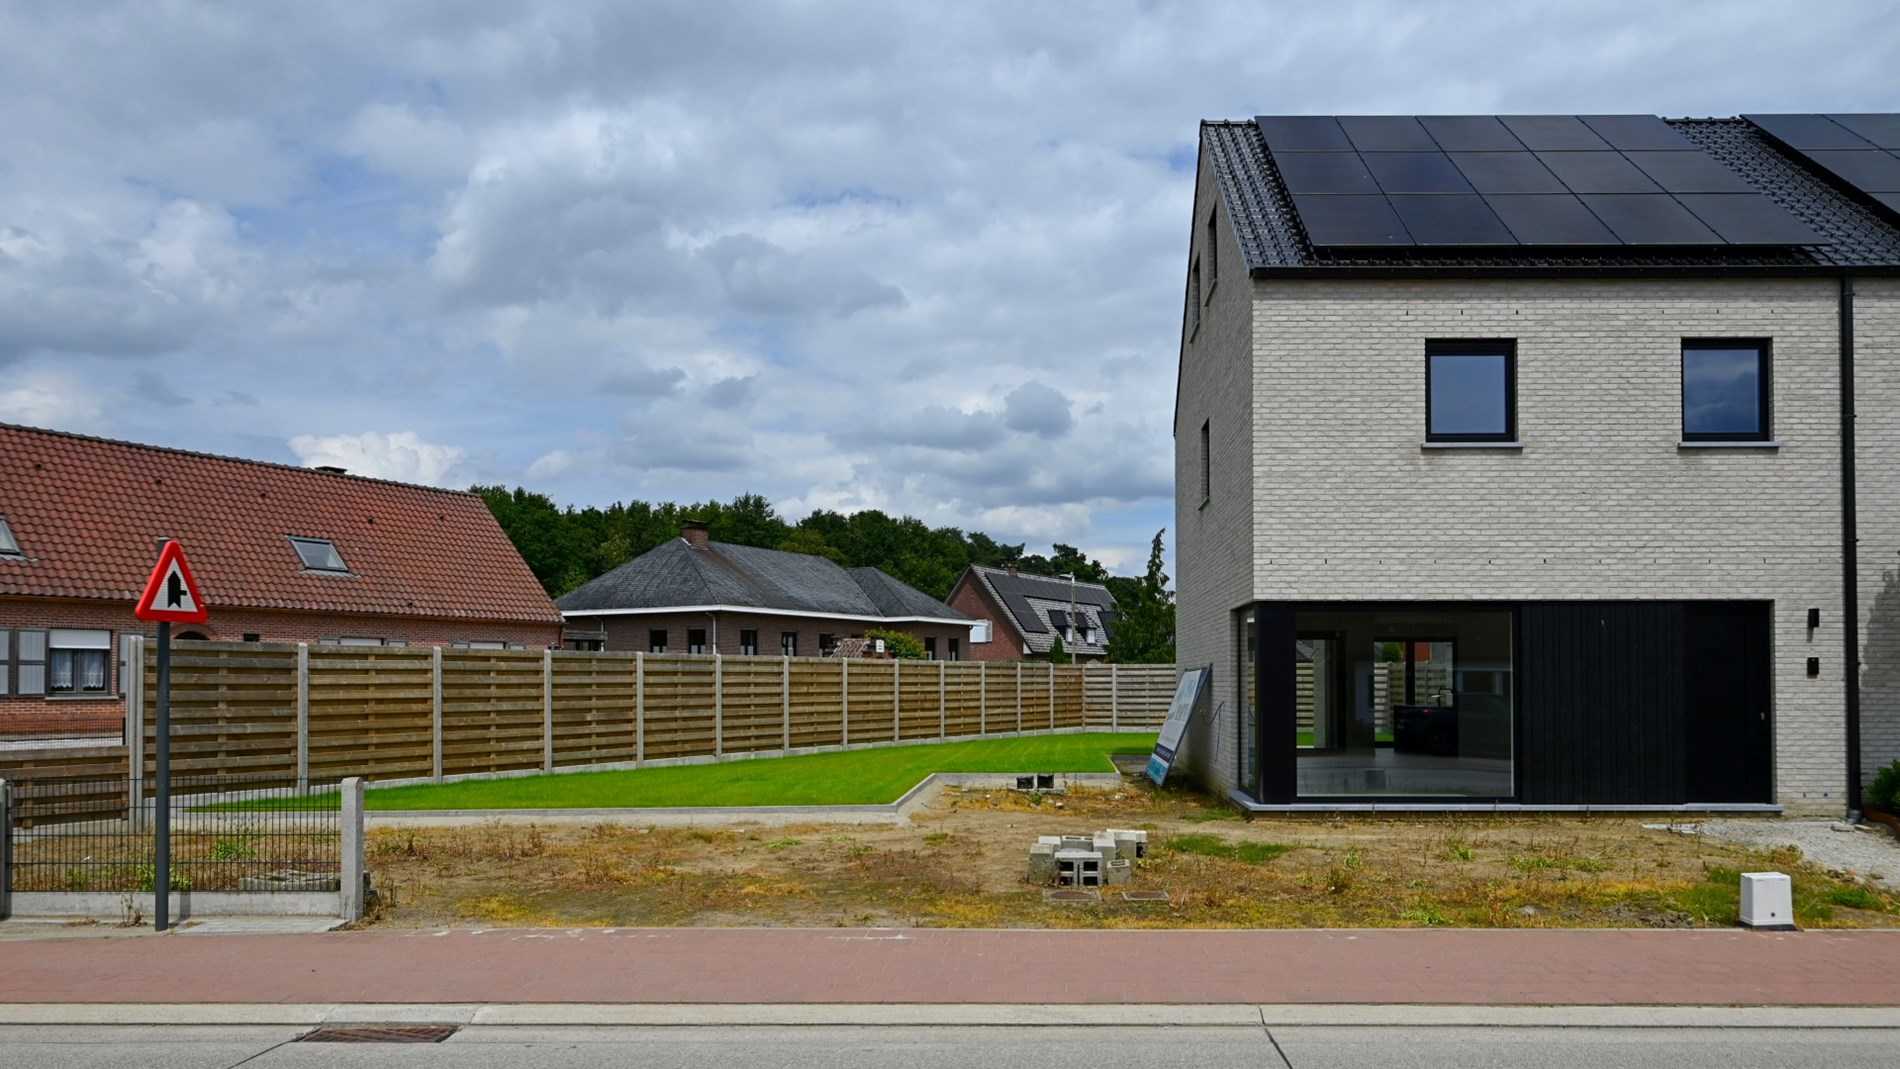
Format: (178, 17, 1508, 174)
(1, 1003, 1897, 1029)
(363, 772, 1128, 827)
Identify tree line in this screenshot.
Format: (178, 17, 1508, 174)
(475, 487, 1174, 663)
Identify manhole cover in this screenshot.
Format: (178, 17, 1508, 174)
(1120, 890, 1170, 902)
(1044, 889, 1100, 903)
(299, 1025, 460, 1043)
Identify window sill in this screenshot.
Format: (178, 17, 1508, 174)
(1678, 440, 1780, 450)
(46, 693, 121, 702)
(1198, 496, 1209, 511)
(1421, 441, 1524, 451)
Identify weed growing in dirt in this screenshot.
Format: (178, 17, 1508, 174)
(1448, 841, 1474, 862)
(1164, 834, 1290, 864)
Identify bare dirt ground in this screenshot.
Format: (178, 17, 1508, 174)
(360, 778, 1900, 931)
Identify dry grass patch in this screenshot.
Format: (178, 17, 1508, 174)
(359, 782, 1900, 931)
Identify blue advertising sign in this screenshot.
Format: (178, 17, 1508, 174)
(1146, 666, 1210, 786)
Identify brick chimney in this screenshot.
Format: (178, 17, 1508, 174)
(1005, 561, 1018, 577)
(681, 520, 710, 549)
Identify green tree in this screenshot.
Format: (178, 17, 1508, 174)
(1047, 634, 1072, 664)
(1105, 529, 1176, 664)
(863, 627, 926, 659)
(474, 485, 580, 595)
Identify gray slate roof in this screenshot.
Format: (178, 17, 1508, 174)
(557, 537, 969, 622)
(1205, 117, 1900, 275)
(961, 564, 1118, 656)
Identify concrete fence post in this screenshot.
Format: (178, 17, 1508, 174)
(939, 660, 947, 738)
(340, 777, 365, 924)
(782, 658, 791, 752)
(713, 654, 724, 759)
(978, 661, 987, 736)
(431, 646, 444, 783)
(635, 651, 646, 764)
(124, 635, 146, 829)
(542, 648, 554, 772)
(841, 659, 850, 746)
(893, 658, 901, 741)
(295, 642, 310, 783)
(1015, 662, 1023, 733)
(1111, 664, 1120, 732)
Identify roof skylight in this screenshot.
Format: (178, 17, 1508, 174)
(0, 515, 19, 556)
(289, 536, 348, 572)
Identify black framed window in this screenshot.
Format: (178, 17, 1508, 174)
(687, 628, 708, 654)
(923, 636, 937, 660)
(819, 633, 837, 656)
(648, 629, 668, 654)
(780, 632, 797, 657)
(1199, 420, 1211, 505)
(947, 637, 960, 661)
(1426, 340, 1516, 442)
(1187, 260, 1201, 334)
(739, 629, 758, 656)
(1682, 340, 1770, 441)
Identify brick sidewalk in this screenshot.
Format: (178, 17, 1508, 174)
(0, 928, 1895, 1006)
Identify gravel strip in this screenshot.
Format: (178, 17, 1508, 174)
(1647, 819, 1900, 889)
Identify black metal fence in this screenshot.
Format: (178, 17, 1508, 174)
(6, 775, 342, 893)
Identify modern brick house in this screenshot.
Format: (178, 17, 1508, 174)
(1173, 113, 1900, 816)
(946, 564, 1117, 663)
(557, 522, 973, 658)
(0, 423, 564, 737)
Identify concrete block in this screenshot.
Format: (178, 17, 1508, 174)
(1027, 842, 1057, 884)
(1108, 828, 1148, 860)
(1106, 858, 1133, 886)
(1055, 849, 1103, 888)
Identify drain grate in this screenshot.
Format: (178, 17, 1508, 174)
(1120, 890, 1171, 902)
(1044, 888, 1100, 903)
(299, 1025, 460, 1043)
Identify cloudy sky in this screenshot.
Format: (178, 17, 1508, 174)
(3, 2, 1896, 572)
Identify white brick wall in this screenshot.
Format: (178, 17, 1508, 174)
(1179, 266, 1869, 815)
(1854, 278, 1900, 792)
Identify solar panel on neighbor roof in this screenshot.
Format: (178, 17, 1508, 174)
(1826, 114, 1900, 150)
(1744, 113, 1872, 151)
(1745, 114, 1900, 226)
(1801, 150, 1900, 192)
(1259, 114, 1829, 251)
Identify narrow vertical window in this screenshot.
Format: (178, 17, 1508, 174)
(924, 636, 937, 660)
(687, 628, 708, 654)
(1206, 211, 1218, 287)
(1187, 260, 1202, 335)
(948, 637, 960, 661)
(740, 629, 759, 656)
(1426, 340, 1516, 442)
(781, 632, 797, 657)
(1682, 340, 1770, 441)
(1199, 420, 1211, 505)
(649, 629, 668, 654)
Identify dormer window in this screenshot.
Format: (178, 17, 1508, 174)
(0, 515, 19, 556)
(289, 536, 348, 572)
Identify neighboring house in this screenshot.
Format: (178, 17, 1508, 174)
(947, 563, 1118, 663)
(1174, 112, 1900, 817)
(557, 522, 974, 658)
(0, 423, 564, 737)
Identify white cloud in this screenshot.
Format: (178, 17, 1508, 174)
(287, 431, 472, 487)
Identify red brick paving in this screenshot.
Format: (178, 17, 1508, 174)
(0, 928, 1895, 1005)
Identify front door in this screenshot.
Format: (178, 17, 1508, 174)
(1684, 603, 1773, 803)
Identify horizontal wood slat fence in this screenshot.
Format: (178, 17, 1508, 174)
(116, 640, 1173, 787)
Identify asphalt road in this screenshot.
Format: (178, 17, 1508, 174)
(5, 1024, 1899, 1069)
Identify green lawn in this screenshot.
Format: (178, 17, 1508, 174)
(340, 732, 1156, 810)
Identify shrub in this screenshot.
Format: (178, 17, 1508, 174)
(863, 628, 925, 660)
(1868, 760, 1900, 813)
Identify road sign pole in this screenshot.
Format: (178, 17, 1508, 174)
(154, 620, 171, 932)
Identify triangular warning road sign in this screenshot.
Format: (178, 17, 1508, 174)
(135, 540, 209, 623)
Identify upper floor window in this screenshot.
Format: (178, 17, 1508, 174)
(1205, 211, 1218, 286)
(1682, 340, 1771, 441)
(1200, 420, 1211, 505)
(1426, 340, 1516, 442)
(288, 536, 348, 572)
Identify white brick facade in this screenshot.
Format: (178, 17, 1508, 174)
(1175, 148, 1893, 815)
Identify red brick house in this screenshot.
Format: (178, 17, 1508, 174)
(558, 522, 974, 658)
(0, 423, 563, 737)
(947, 564, 1118, 663)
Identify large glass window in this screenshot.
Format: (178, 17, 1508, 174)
(1426, 340, 1515, 442)
(1291, 607, 1513, 798)
(48, 629, 111, 695)
(1682, 340, 1769, 441)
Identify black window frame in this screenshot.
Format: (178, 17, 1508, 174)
(648, 629, 668, 654)
(781, 631, 797, 657)
(687, 628, 708, 655)
(818, 632, 837, 656)
(739, 629, 759, 656)
(947, 637, 960, 662)
(1199, 419, 1211, 506)
(1681, 338, 1772, 442)
(923, 636, 937, 660)
(1187, 258, 1202, 336)
(1425, 339, 1517, 443)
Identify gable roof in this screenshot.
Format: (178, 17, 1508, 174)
(0, 422, 562, 624)
(954, 564, 1118, 656)
(1203, 115, 1900, 277)
(557, 537, 970, 624)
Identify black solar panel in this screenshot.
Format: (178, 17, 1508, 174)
(1580, 194, 1721, 244)
(1744, 113, 1872, 150)
(1046, 609, 1069, 630)
(1484, 194, 1620, 245)
(1388, 195, 1515, 245)
(1827, 114, 1900, 150)
(1274, 151, 1381, 195)
(1801, 150, 1900, 192)
(1419, 115, 1524, 151)
(1579, 115, 1698, 151)
(1675, 194, 1826, 244)
(1449, 152, 1568, 194)
(1289, 194, 1413, 246)
(1255, 115, 1353, 151)
(1534, 151, 1663, 194)
(1500, 115, 1610, 151)
(1259, 115, 1828, 251)
(1622, 150, 1757, 193)
(1339, 115, 1439, 152)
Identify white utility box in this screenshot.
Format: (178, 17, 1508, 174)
(1739, 871, 1795, 930)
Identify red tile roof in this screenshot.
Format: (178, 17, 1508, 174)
(0, 423, 562, 624)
